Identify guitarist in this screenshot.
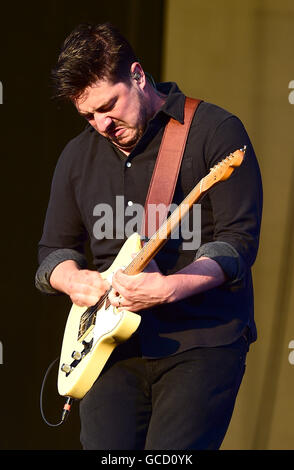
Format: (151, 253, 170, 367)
(36, 23, 263, 450)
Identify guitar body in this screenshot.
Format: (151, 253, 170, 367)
(57, 232, 142, 399)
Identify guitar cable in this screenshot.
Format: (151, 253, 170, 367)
(40, 356, 74, 427)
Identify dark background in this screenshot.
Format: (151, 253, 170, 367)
(0, 1, 165, 450)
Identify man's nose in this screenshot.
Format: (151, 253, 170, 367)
(94, 114, 112, 133)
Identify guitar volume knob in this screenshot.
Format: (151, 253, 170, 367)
(61, 363, 72, 374)
(71, 351, 82, 360)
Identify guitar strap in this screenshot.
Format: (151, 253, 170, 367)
(141, 97, 202, 239)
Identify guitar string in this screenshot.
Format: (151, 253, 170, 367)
(78, 288, 112, 336)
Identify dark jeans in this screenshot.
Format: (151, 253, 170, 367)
(79, 334, 248, 450)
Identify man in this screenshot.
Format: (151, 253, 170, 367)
(36, 23, 263, 450)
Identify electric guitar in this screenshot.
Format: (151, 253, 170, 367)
(57, 146, 246, 399)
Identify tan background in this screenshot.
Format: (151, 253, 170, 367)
(162, 0, 294, 450)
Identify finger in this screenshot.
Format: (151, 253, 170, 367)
(117, 295, 124, 308)
(87, 272, 109, 290)
(71, 271, 106, 295)
(71, 292, 101, 307)
(108, 290, 124, 308)
(108, 288, 119, 305)
(112, 269, 129, 291)
(71, 279, 107, 299)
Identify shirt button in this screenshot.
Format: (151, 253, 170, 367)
(126, 162, 132, 168)
(127, 201, 133, 206)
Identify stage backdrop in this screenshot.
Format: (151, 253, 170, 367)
(162, 0, 294, 450)
(1, 0, 294, 451)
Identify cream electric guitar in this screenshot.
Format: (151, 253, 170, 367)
(57, 147, 246, 399)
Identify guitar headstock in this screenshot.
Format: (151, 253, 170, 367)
(202, 146, 246, 191)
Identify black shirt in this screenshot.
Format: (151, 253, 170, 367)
(36, 82, 263, 358)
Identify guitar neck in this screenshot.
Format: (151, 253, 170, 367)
(123, 178, 205, 275)
(123, 147, 245, 276)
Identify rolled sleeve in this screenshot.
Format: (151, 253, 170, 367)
(35, 248, 88, 294)
(195, 241, 246, 288)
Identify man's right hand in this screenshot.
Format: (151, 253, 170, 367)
(50, 260, 109, 307)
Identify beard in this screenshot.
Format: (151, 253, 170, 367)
(105, 92, 149, 152)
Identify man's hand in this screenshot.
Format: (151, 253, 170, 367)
(50, 260, 109, 307)
(108, 259, 173, 312)
(108, 256, 226, 312)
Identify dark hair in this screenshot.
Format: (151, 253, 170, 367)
(51, 22, 138, 101)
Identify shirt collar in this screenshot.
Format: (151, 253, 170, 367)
(155, 82, 186, 124)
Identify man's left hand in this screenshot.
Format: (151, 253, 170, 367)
(108, 259, 173, 312)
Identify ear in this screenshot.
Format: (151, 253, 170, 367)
(130, 62, 146, 88)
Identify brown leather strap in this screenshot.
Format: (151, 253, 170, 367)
(141, 97, 202, 239)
